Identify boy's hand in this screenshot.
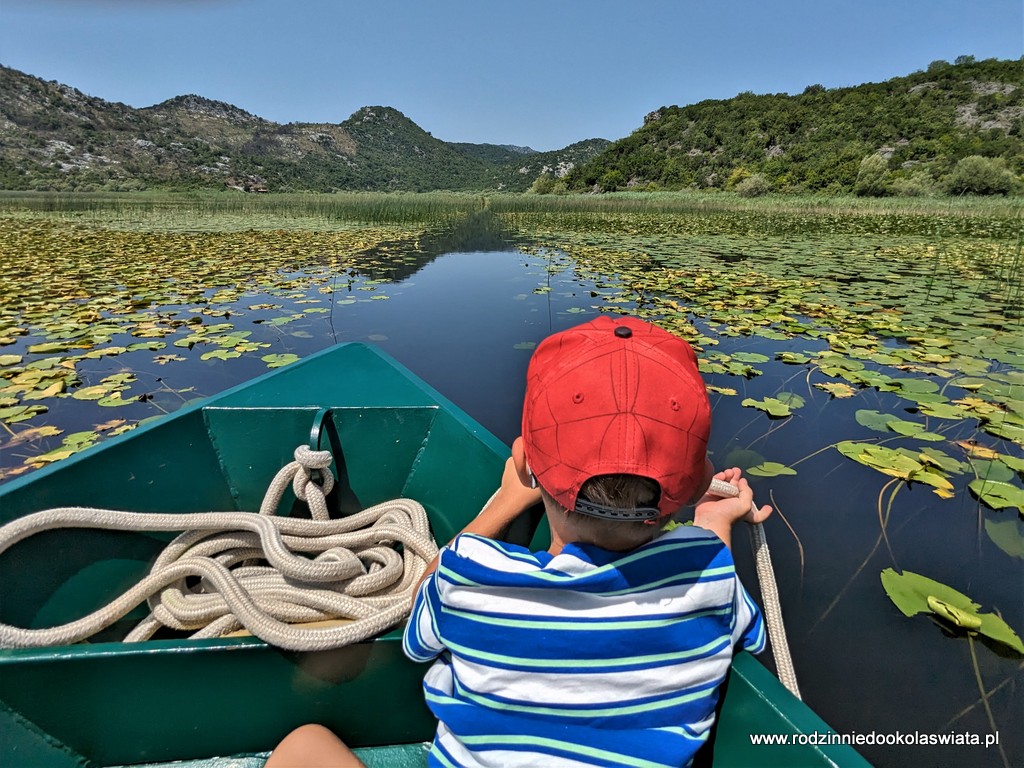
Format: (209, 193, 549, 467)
(692, 468, 771, 550)
(491, 436, 543, 514)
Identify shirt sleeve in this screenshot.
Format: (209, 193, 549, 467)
(732, 579, 766, 654)
(402, 564, 445, 662)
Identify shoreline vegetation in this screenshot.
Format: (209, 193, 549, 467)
(1, 189, 1021, 223)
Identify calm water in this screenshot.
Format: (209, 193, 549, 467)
(2, 213, 1021, 768)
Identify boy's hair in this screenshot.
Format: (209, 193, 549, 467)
(522, 315, 711, 523)
(541, 473, 664, 551)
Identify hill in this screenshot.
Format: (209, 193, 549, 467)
(566, 56, 1023, 195)
(0, 66, 606, 193)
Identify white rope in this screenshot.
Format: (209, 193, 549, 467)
(0, 446, 438, 652)
(708, 478, 801, 699)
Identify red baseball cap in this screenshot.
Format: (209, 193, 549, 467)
(522, 315, 711, 520)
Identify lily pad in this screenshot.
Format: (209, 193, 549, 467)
(985, 517, 1024, 559)
(747, 462, 798, 477)
(855, 409, 895, 433)
(741, 397, 794, 418)
(968, 478, 1024, 514)
(880, 569, 1024, 655)
(261, 353, 300, 369)
(814, 382, 856, 398)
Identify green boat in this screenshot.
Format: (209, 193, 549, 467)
(0, 343, 870, 768)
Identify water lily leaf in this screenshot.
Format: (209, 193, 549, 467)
(968, 478, 1024, 514)
(836, 441, 923, 480)
(999, 453, 1024, 474)
(3, 425, 63, 447)
(95, 419, 127, 433)
(741, 397, 793, 418)
(775, 392, 805, 409)
(265, 315, 300, 327)
(814, 382, 856, 398)
(747, 462, 797, 477)
(985, 517, 1024, 559)
(955, 441, 1000, 460)
(0, 404, 47, 424)
(83, 346, 128, 359)
(885, 419, 945, 442)
(200, 349, 242, 361)
(261, 353, 300, 369)
(126, 341, 166, 352)
(97, 393, 136, 407)
(855, 409, 895, 433)
(880, 568, 1024, 654)
(705, 385, 737, 396)
(731, 352, 770, 364)
(777, 352, 812, 365)
(0, 354, 22, 366)
(72, 385, 112, 401)
(972, 459, 1016, 484)
(102, 374, 136, 386)
(27, 341, 73, 354)
(981, 420, 1024, 444)
(912, 469, 955, 498)
(21, 381, 65, 401)
(916, 401, 969, 420)
(154, 354, 186, 365)
(722, 448, 765, 470)
(918, 447, 969, 475)
(881, 568, 979, 617)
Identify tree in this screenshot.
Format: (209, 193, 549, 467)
(945, 155, 1017, 195)
(853, 154, 890, 196)
(599, 170, 625, 192)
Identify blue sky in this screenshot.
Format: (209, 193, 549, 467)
(2, 1, 1021, 151)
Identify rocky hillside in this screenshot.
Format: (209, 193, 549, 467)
(567, 56, 1023, 194)
(0, 66, 607, 192)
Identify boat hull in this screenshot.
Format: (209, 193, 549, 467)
(0, 343, 869, 767)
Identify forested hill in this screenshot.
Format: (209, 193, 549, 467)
(565, 56, 1023, 195)
(0, 66, 609, 193)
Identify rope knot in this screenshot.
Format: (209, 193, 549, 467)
(291, 446, 336, 514)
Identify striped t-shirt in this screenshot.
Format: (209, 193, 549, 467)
(402, 524, 765, 768)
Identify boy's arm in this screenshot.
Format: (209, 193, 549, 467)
(414, 437, 542, 590)
(691, 467, 771, 551)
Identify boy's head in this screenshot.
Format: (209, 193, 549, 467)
(522, 316, 711, 535)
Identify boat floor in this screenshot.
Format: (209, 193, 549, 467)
(121, 744, 428, 768)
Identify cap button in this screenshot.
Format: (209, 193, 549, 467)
(614, 326, 632, 338)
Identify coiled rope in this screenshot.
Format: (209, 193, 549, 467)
(0, 446, 438, 652)
(708, 477, 801, 699)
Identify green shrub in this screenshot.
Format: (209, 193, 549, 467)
(735, 173, 771, 197)
(945, 155, 1017, 195)
(530, 173, 555, 194)
(890, 170, 939, 197)
(726, 167, 751, 189)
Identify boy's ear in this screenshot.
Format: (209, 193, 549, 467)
(511, 436, 533, 486)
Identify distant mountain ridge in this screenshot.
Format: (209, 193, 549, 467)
(3, 58, 1019, 195)
(0, 66, 610, 192)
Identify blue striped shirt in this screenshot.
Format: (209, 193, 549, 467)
(402, 524, 765, 767)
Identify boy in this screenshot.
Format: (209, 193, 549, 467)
(268, 315, 771, 768)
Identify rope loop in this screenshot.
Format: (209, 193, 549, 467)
(0, 446, 438, 652)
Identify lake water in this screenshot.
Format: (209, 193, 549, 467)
(1, 206, 1021, 767)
